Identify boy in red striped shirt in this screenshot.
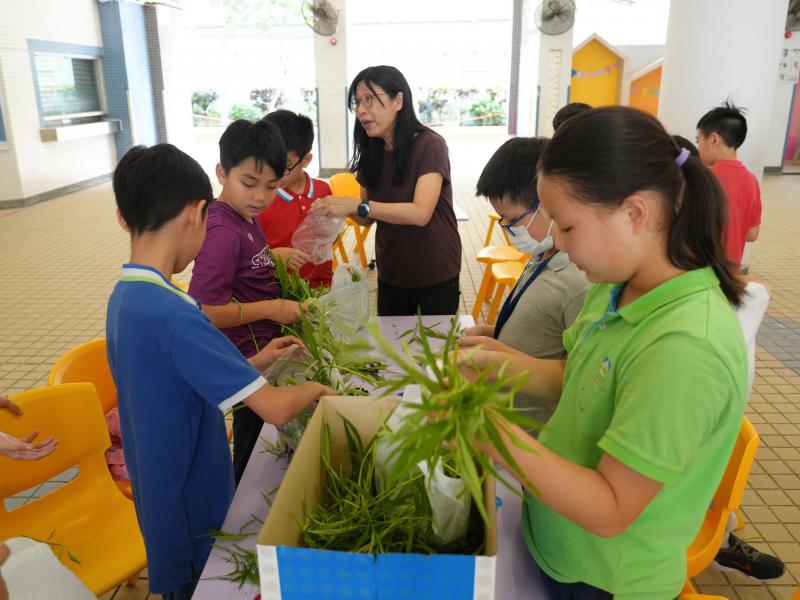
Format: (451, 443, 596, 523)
(258, 110, 333, 287)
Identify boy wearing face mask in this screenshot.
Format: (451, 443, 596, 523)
(460, 138, 588, 424)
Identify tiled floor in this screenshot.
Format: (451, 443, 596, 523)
(1, 129, 799, 599)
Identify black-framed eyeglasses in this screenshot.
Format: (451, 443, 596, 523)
(285, 155, 305, 175)
(349, 92, 386, 111)
(498, 208, 534, 237)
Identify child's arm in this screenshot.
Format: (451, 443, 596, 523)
(462, 349, 565, 406)
(745, 225, 760, 242)
(462, 325, 495, 338)
(271, 247, 312, 271)
(201, 298, 301, 328)
(477, 423, 662, 537)
(243, 381, 335, 426)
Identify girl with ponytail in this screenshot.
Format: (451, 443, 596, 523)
(467, 107, 749, 598)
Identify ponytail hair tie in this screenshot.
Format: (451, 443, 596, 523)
(674, 147, 690, 168)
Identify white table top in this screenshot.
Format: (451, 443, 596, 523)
(193, 316, 547, 599)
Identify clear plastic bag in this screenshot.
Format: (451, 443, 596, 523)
(375, 385, 471, 546)
(318, 263, 370, 333)
(291, 211, 345, 264)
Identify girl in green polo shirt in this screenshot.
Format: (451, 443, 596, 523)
(471, 106, 748, 599)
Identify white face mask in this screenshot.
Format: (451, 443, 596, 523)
(507, 207, 554, 256)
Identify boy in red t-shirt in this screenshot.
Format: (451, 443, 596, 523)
(258, 110, 333, 287)
(696, 101, 762, 269)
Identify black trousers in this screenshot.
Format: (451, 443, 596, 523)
(539, 568, 612, 600)
(377, 276, 461, 317)
(232, 404, 263, 486)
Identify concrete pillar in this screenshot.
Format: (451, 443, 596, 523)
(511, 0, 573, 137)
(659, 0, 789, 179)
(313, 0, 350, 177)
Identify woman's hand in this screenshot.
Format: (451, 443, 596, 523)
(0, 431, 57, 461)
(313, 196, 360, 218)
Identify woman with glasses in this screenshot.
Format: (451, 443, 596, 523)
(313, 65, 461, 316)
(459, 137, 588, 426)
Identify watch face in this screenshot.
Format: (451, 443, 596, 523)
(358, 202, 369, 217)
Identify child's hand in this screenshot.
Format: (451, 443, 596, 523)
(457, 335, 509, 353)
(0, 395, 22, 415)
(0, 430, 57, 461)
(268, 299, 302, 324)
(284, 248, 312, 271)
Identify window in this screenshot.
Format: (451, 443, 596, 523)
(32, 53, 104, 125)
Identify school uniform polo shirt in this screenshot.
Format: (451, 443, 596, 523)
(106, 265, 266, 594)
(257, 173, 333, 287)
(523, 267, 748, 599)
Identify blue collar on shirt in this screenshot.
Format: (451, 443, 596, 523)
(119, 264, 198, 307)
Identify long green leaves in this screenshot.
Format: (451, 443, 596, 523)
(371, 316, 541, 523)
(272, 254, 329, 303)
(301, 419, 435, 554)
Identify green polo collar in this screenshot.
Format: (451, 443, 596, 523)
(615, 267, 720, 325)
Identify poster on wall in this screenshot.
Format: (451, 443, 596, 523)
(778, 48, 800, 83)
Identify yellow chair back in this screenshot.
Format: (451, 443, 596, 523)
(329, 172, 361, 198)
(48, 338, 116, 414)
(0, 384, 146, 595)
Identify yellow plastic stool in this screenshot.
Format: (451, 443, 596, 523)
(329, 172, 371, 269)
(483, 213, 511, 247)
(0, 384, 147, 595)
(486, 261, 526, 325)
(471, 246, 525, 321)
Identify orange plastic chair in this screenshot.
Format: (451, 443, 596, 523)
(171, 279, 189, 292)
(0, 384, 147, 595)
(486, 260, 527, 325)
(680, 595, 727, 600)
(484, 213, 511, 247)
(682, 417, 759, 594)
(330, 172, 371, 269)
(48, 339, 132, 500)
(471, 246, 526, 321)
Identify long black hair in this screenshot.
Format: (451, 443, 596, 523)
(347, 65, 429, 189)
(538, 106, 744, 306)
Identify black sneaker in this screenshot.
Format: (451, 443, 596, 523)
(713, 533, 785, 580)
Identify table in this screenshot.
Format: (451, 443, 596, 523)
(194, 316, 547, 599)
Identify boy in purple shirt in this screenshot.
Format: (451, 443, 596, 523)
(189, 119, 303, 484)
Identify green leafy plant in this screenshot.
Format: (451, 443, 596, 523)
(228, 103, 264, 121)
(301, 418, 435, 554)
(272, 255, 329, 303)
(22, 531, 80, 564)
(371, 316, 540, 523)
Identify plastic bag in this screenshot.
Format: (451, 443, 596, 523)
(375, 385, 471, 546)
(318, 263, 370, 333)
(291, 211, 345, 264)
(263, 348, 344, 451)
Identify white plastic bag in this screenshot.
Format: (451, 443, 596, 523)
(291, 211, 345, 264)
(318, 263, 370, 332)
(375, 385, 472, 546)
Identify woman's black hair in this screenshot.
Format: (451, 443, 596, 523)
(539, 106, 744, 306)
(347, 65, 430, 189)
(476, 137, 548, 207)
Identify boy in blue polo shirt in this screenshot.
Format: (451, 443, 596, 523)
(106, 144, 334, 600)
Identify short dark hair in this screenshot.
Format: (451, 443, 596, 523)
(672, 135, 699, 157)
(219, 119, 287, 176)
(476, 137, 547, 207)
(553, 102, 592, 131)
(262, 110, 314, 157)
(696, 101, 748, 149)
(113, 144, 214, 235)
